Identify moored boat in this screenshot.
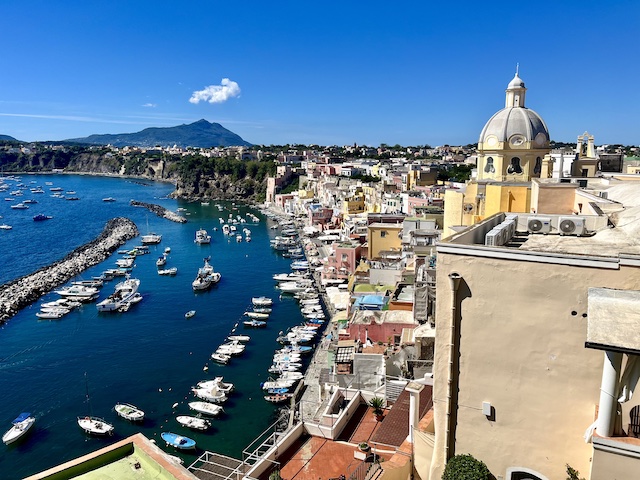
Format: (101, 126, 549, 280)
(243, 319, 266, 328)
(194, 228, 211, 244)
(158, 267, 178, 276)
(161, 432, 196, 450)
(188, 401, 223, 417)
(197, 377, 234, 393)
(77, 416, 114, 436)
(176, 415, 210, 431)
(140, 232, 162, 245)
(211, 352, 231, 364)
(2, 413, 35, 445)
(96, 277, 140, 312)
(244, 311, 269, 320)
(251, 296, 273, 307)
(264, 393, 294, 404)
(32, 214, 52, 221)
(192, 386, 227, 404)
(114, 403, 145, 422)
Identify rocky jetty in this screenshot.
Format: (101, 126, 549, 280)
(130, 200, 187, 223)
(0, 217, 139, 324)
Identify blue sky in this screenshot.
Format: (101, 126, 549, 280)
(1, 0, 638, 147)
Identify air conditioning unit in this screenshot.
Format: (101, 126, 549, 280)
(485, 229, 502, 246)
(527, 216, 551, 234)
(558, 216, 586, 236)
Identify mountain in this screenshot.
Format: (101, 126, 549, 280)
(65, 119, 251, 148)
(0, 134, 18, 142)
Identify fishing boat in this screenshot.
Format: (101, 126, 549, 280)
(243, 319, 266, 328)
(2, 413, 35, 445)
(264, 393, 294, 404)
(36, 310, 67, 319)
(161, 432, 196, 450)
(140, 232, 162, 245)
(251, 296, 273, 307)
(55, 284, 99, 299)
(227, 334, 250, 342)
(185, 310, 196, 319)
(194, 228, 211, 244)
(114, 403, 145, 422)
(96, 277, 140, 312)
(176, 415, 210, 431)
(188, 401, 224, 417)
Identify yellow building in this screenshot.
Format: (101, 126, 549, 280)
(429, 183, 640, 480)
(368, 222, 403, 259)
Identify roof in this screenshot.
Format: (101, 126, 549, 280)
(479, 106, 549, 144)
(351, 310, 416, 325)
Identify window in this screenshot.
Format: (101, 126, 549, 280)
(534, 157, 542, 174)
(484, 157, 495, 173)
(380, 231, 387, 238)
(507, 157, 523, 174)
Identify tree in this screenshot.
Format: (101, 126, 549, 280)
(442, 454, 490, 480)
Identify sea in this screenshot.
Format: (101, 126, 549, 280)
(0, 174, 309, 479)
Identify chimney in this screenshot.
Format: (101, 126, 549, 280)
(405, 381, 425, 443)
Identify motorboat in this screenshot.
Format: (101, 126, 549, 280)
(211, 352, 231, 364)
(264, 393, 294, 404)
(216, 341, 245, 356)
(192, 257, 221, 291)
(102, 197, 116, 202)
(36, 310, 67, 319)
(253, 307, 272, 314)
(188, 401, 223, 416)
(161, 432, 195, 450)
(164, 247, 171, 254)
(176, 415, 210, 431)
(156, 256, 167, 267)
(96, 277, 140, 312)
(197, 377, 234, 393)
(77, 416, 114, 436)
(140, 232, 162, 245)
(10, 203, 28, 209)
(268, 363, 302, 374)
(277, 371, 304, 381)
(194, 228, 211, 244)
(243, 319, 266, 328)
(2, 413, 35, 445)
(273, 272, 308, 282)
(33, 214, 52, 221)
(114, 403, 145, 422)
(244, 311, 269, 320)
(192, 386, 227, 404)
(261, 379, 296, 390)
(55, 284, 99, 299)
(0, 224, 12, 230)
(185, 310, 196, 319)
(278, 282, 308, 293)
(158, 267, 178, 276)
(192, 274, 212, 291)
(227, 334, 250, 342)
(73, 279, 104, 288)
(115, 257, 135, 268)
(251, 296, 273, 307)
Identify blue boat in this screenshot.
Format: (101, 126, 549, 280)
(161, 432, 196, 450)
(32, 214, 52, 221)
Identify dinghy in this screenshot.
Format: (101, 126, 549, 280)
(161, 432, 196, 450)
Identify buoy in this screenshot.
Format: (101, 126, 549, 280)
(159, 388, 162, 392)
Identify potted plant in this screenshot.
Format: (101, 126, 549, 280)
(369, 396, 385, 421)
(358, 442, 370, 452)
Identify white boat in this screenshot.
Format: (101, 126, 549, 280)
(192, 274, 212, 291)
(158, 267, 178, 276)
(140, 232, 162, 245)
(197, 377, 234, 393)
(185, 310, 196, 319)
(114, 403, 145, 422)
(10, 203, 28, 209)
(227, 334, 250, 342)
(192, 386, 227, 404)
(188, 401, 223, 416)
(244, 311, 269, 320)
(278, 282, 308, 293)
(251, 296, 273, 307)
(156, 256, 167, 267)
(115, 257, 135, 268)
(0, 224, 12, 230)
(261, 379, 296, 390)
(192, 257, 221, 290)
(176, 415, 210, 430)
(216, 341, 245, 356)
(2, 413, 35, 445)
(194, 228, 211, 244)
(211, 352, 231, 364)
(236, 234, 243, 242)
(273, 272, 309, 282)
(102, 197, 116, 202)
(54, 284, 99, 300)
(77, 416, 114, 436)
(96, 277, 140, 312)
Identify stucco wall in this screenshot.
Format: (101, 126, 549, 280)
(431, 251, 640, 480)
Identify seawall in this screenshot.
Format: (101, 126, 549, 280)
(130, 200, 187, 223)
(0, 217, 139, 324)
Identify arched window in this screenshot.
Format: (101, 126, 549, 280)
(506, 467, 550, 480)
(534, 157, 542, 174)
(484, 157, 495, 173)
(507, 157, 523, 174)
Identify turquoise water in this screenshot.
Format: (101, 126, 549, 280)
(0, 174, 307, 478)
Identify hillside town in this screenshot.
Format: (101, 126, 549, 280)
(18, 73, 640, 480)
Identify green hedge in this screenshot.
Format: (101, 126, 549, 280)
(442, 454, 490, 480)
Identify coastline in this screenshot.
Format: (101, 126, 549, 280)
(0, 217, 138, 324)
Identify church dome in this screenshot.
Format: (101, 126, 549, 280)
(478, 107, 549, 145)
(507, 73, 525, 89)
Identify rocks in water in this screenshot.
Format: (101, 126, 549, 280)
(130, 200, 187, 223)
(0, 217, 139, 324)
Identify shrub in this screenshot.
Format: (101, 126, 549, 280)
(442, 454, 490, 480)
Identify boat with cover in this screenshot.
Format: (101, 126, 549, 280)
(96, 277, 140, 312)
(211, 352, 231, 364)
(114, 403, 145, 422)
(161, 432, 196, 450)
(185, 310, 196, 319)
(2, 413, 35, 445)
(140, 232, 162, 245)
(243, 319, 266, 328)
(176, 415, 210, 430)
(55, 284, 99, 299)
(188, 401, 223, 416)
(252, 296, 273, 307)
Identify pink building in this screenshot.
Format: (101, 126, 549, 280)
(323, 241, 363, 282)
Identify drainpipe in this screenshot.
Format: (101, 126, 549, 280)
(595, 350, 622, 437)
(445, 272, 461, 461)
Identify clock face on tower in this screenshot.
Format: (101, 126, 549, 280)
(509, 134, 525, 147)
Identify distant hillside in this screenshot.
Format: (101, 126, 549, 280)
(65, 119, 252, 148)
(0, 134, 18, 142)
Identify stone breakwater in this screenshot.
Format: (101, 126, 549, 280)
(0, 217, 139, 324)
(130, 200, 187, 223)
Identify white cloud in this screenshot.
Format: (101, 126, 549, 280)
(189, 78, 241, 105)
(142, 103, 157, 108)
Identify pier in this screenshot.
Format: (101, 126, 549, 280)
(130, 200, 187, 223)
